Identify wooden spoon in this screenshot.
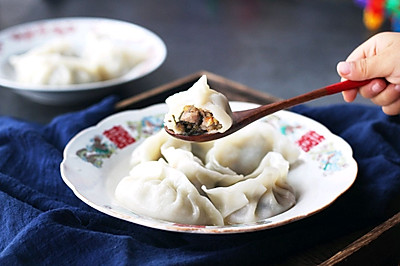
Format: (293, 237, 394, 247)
(164, 79, 371, 142)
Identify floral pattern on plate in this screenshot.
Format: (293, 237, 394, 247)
(75, 114, 164, 168)
(264, 114, 347, 174)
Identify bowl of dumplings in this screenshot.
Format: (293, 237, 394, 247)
(61, 75, 358, 234)
(0, 17, 167, 105)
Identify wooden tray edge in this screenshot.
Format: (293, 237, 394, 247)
(114, 70, 281, 110)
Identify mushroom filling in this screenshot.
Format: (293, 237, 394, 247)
(174, 105, 222, 135)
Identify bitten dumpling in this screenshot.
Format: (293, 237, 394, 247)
(164, 75, 233, 135)
(115, 159, 224, 226)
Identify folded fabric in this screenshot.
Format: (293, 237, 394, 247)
(0, 98, 398, 265)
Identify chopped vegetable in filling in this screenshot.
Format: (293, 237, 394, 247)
(174, 105, 222, 135)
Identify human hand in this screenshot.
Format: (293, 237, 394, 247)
(337, 32, 400, 115)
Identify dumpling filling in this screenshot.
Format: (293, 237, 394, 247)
(174, 105, 222, 135)
(164, 75, 233, 135)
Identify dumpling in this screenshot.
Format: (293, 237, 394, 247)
(130, 130, 243, 191)
(10, 54, 101, 86)
(81, 33, 145, 80)
(116, 101, 300, 226)
(191, 141, 215, 163)
(9, 40, 101, 85)
(130, 130, 190, 166)
(205, 121, 300, 175)
(202, 152, 296, 224)
(115, 159, 224, 226)
(9, 33, 144, 86)
(163, 75, 233, 135)
(161, 141, 244, 191)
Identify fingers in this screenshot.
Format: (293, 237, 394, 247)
(337, 32, 400, 82)
(370, 83, 400, 105)
(340, 79, 387, 102)
(337, 54, 394, 81)
(358, 79, 387, 98)
(342, 89, 358, 102)
(361, 83, 400, 115)
(382, 98, 400, 115)
(336, 32, 400, 115)
(338, 62, 359, 102)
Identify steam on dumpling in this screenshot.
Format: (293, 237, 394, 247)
(164, 75, 233, 135)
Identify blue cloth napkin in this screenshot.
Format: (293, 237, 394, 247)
(0, 97, 399, 265)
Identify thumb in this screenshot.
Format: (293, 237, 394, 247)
(337, 54, 391, 81)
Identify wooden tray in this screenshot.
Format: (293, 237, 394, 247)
(115, 70, 281, 110)
(115, 71, 400, 265)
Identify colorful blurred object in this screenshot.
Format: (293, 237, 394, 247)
(355, 0, 400, 31)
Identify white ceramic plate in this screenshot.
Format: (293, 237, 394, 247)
(60, 102, 357, 234)
(0, 17, 167, 104)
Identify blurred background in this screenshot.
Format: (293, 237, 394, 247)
(0, 0, 393, 123)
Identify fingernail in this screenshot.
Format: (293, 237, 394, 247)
(372, 83, 384, 93)
(337, 61, 351, 75)
(395, 84, 400, 92)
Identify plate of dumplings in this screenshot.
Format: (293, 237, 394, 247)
(61, 101, 357, 234)
(0, 17, 166, 104)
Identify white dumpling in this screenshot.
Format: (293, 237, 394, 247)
(117, 101, 301, 226)
(244, 152, 296, 221)
(81, 33, 145, 80)
(205, 121, 300, 175)
(202, 152, 296, 224)
(161, 141, 244, 190)
(130, 130, 190, 166)
(163, 75, 233, 135)
(10, 54, 101, 86)
(10, 33, 144, 86)
(191, 141, 215, 163)
(115, 159, 224, 226)
(131, 129, 244, 192)
(10, 40, 101, 85)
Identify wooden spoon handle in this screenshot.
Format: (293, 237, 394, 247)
(165, 79, 376, 142)
(234, 79, 373, 125)
(324, 79, 372, 95)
